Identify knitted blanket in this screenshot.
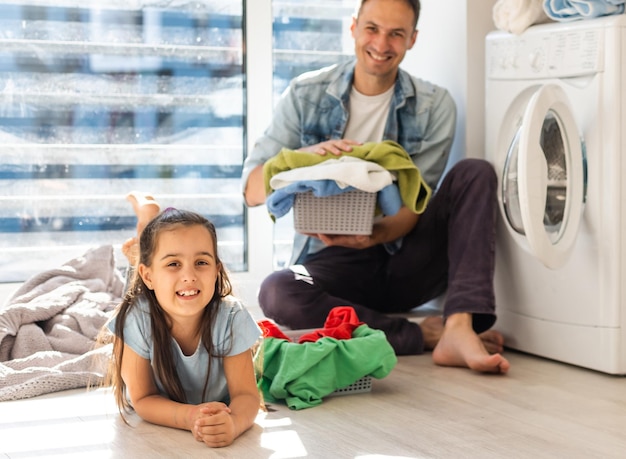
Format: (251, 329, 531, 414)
(0, 245, 124, 401)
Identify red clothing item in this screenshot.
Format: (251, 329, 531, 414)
(258, 319, 292, 341)
(257, 306, 364, 343)
(298, 306, 364, 343)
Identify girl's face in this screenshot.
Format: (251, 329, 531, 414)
(138, 224, 220, 323)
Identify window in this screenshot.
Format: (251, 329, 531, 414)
(0, 1, 245, 281)
(0, 0, 355, 288)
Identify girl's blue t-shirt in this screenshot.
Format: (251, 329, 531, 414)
(108, 295, 261, 405)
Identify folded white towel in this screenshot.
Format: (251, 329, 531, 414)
(269, 156, 395, 193)
(493, 0, 551, 34)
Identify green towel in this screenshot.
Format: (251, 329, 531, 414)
(262, 140, 432, 214)
(256, 324, 397, 410)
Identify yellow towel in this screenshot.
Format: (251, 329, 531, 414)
(262, 140, 432, 214)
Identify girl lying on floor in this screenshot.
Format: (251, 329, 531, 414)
(102, 192, 261, 448)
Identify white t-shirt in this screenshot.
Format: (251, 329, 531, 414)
(108, 295, 261, 405)
(305, 84, 394, 256)
(343, 84, 394, 143)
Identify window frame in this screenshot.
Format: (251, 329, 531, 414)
(233, 0, 275, 306)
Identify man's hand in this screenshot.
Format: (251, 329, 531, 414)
(305, 233, 373, 249)
(304, 207, 420, 248)
(298, 139, 362, 156)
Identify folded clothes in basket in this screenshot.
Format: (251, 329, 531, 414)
(265, 155, 399, 219)
(255, 307, 397, 410)
(266, 180, 402, 220)
(269, 156, 394, 193)
(262, 140, 432, 220)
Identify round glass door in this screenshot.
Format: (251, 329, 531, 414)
(501, 84, 585, 269)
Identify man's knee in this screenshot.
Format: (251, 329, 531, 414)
(258, 269, 331, 329)
(448, 159, 497, 196)
(258, 270, 289, 315)
(457, 158, 497, 183)
(258, 270, 308, 325)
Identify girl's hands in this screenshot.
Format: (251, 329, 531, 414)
(191, 402, 236, 447)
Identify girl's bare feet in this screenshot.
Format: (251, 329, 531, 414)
(126, 191, 161, 235)
(124, 191, 161, 265)
(122, 236, 140, 266)
(431, 313, 510, 374)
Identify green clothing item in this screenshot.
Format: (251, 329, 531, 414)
(263, 140, 432, 214)
(256, 324, 397, 410)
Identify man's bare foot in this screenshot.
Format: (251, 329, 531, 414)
(479, 329, 505, 355)
(420, 316, 505, 356)
(126, 191, 161, 235)
(420, 316, 445, 350)
(431, 313, 510, 374)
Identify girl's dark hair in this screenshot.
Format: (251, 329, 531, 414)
(105, 208, 233, 415)
(357, 0, 421, 29)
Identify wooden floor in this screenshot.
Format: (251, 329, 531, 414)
(1, 348, 625, 459)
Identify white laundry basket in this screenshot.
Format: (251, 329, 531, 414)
(281, 328, 374, 396)
(293, 189, 376, 235)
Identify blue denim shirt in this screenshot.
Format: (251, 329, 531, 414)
(242, 59, 457, 265)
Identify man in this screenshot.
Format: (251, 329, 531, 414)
(242, 0, 509, 373)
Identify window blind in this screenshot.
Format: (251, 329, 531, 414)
(0, 1, 245, 281)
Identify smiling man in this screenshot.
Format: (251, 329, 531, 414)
(351, 0, 417, 94)
(242, 0, 509, 374)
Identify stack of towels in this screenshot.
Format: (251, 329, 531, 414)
(262, 140, 432, 222)
(494, 0, 625, 35)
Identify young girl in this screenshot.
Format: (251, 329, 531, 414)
(105, 192, 262, 448)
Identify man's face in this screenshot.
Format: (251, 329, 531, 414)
(351, 0, 418, 85)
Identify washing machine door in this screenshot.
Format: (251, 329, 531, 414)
(502, 84, 585, 269)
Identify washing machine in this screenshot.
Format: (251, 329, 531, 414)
(485, 15, 626, 374)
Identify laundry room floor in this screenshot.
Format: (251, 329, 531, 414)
(1, 347, 625, 458)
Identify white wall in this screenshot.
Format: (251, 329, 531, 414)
(402, 0, 497, 165)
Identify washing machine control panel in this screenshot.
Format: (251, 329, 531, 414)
(486, 26, 603, 80)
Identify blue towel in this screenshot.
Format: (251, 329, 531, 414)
(377, 183, 403, 217)
(543, 0, 625, 21)
(266, 180, 351, 219)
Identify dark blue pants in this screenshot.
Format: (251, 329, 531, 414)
(258, 158, 498, 355)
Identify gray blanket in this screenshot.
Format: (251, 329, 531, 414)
(0, 245, 125, 401)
